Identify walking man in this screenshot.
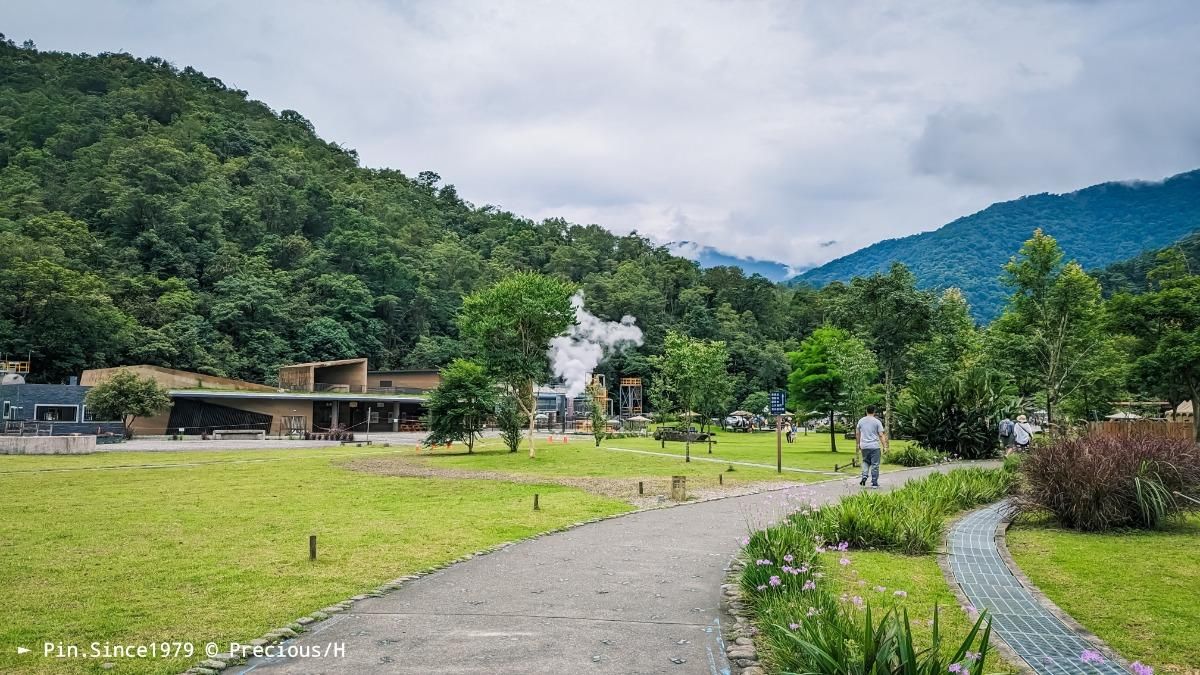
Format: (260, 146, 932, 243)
(856, 405, 887, 488)
(1012, 414, 1034, 451)
(998, 415, 1015, 454)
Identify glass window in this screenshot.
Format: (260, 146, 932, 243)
(82, 406, 95, 421)
(35, 405, 79, 422)
(2, 401, 9, 418)
(379, 380, 393, 388)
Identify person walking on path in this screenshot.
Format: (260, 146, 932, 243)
(856, 405, 887, 488)
(998, 415, 1015, 454)
(1012, 414, 1034, 451)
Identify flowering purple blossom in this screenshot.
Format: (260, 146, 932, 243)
(740, 537, 750, 546)
(964, 651, 981, 662)
(837, 541, 849, 552)
(815, 545, 826, 554)
(783, 554, 794, 563)
(800, 564, 810, 573)
(948, 665, 963, 674)
(839, 557, 851, 566)
(1080, 649, 1105, 664)
(873, 585, 887, 593)
(780, 565, 793, 574)
(806, 606, 819, 617)
(768, 575, 782, 587)
(802, 579, 816, 591)
(851, 595, 864, 607)
(789, 567, 801, 576)
(788, 622, 800, 630)
(1131, 662, 1153, 675)
(756, 559, 772, 566)
(893, 590, 908, 598)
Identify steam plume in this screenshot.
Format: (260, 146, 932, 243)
(548, 292, 644, 398)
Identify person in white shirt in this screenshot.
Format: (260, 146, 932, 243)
(855, 405, 887, 488)
(1012, 414, 1034, 451)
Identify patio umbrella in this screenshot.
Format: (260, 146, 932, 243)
(1105, 411, 1142, 420)
(729, 410, 753, 417)
(627, 415, 650, 422)
(679, 411, 700, 418)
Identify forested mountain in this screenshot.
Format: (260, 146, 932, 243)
(0, 38, 822, 395)
(792, 171, 1200, 320)
(1094, 230, 1200, 296)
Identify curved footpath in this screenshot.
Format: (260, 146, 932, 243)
(946, 503, 1129, 674)
(232, 463, 990, 675)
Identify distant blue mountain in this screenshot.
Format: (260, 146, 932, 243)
(792, 169, 1200, 321)
(667, 242, 798, 281)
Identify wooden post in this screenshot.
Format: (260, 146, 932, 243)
(776, 414, 782, 474)
(533, 493, 540, 510)
(638, 481, 643, 495)
(718, 473, 723, 485)
(309, 534, 317, 561)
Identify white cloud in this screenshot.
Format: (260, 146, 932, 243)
(7, 0, 1200, 268)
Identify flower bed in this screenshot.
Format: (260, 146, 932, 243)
(738, 468, 1016, 672)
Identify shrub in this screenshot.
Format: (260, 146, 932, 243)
(812, 469, 1016, 554)
(889, 444, 941, 467)
(896, 368, 1018, 459)
(1016, 434, 1200, 531)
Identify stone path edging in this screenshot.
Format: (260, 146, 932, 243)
(944, 502, 1131, 674)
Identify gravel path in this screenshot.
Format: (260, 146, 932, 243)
(231, 462, 995, 675)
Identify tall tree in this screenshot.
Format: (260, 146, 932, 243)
(788, 326, 875, 453)
(1111, 249, 1200, 442)
(830, 263, 932, 435)
(458, 273, 575, 458)
(653, 331, 731, 462)
(83, 369, 172, 438)
(988, 230, 1111, 427)
(423, 359, 496, 454)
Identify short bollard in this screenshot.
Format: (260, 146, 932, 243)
(638, 481, 644, 495)
(718, 473, 723, 485)
(670, 475, 687, 501)
(533, 493, 540, 510)
(309, 534, 317, 561)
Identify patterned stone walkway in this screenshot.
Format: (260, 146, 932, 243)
(947, 503, 1128, 674)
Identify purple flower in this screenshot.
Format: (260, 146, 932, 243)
(965, 651, 981, 662)
(815, 545, 826, 553)
(806, 606, 819, 617)
(739, 537, 750, 546)
(893, 590, 908, 598)
(783, 554, 794, 563)
(788, 622, 800, 630)
(1080, 650, 1105, 664)
(780, 565, 793, 574)
(755, 559, 772, 566)
(948, 665, 963, 674)
(802, 579, 816, 591)
(839, 557, 851, 566)
(873, 585, 887, 593)
(1131, 662, 1153, 675)
(768, 575, 782, 587)
(851, 595, 864, 607)
(837, 541, 849, 552)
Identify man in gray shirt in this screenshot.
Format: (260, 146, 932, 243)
(856, 405, 887, 488)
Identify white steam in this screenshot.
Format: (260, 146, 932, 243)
(548, 292, 644, 398)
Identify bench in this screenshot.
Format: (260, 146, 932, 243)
(213, 429, 265, 441)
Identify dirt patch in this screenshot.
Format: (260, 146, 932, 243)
(343, 456, 814, 508)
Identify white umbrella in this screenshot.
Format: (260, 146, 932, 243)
(1105, 411, 1142, 420)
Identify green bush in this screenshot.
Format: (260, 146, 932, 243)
(896, 367, 1018, 460)
(888, 444, 941, 467)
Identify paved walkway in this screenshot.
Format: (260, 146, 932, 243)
(233, 463, 989, 675)
(947, 503, 1128, 674)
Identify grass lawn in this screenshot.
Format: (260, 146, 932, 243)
(1006, 514, 1200, 672)
(0, 447, 630, 674)
(825, 550, 1021, 673)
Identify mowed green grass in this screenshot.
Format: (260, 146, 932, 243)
(410, 430, 904, 484)
(1006, 515, 1200, 672)
(0, 448, 631, 674)
(825, 551, 1021, 673)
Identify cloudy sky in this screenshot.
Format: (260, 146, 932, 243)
(7, 0, 1200, 270)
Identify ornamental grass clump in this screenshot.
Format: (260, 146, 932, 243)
(1016, 434, 1200, 531)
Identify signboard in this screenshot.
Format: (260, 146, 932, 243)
(769, 390, 787, 415)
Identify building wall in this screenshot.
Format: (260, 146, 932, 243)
(367, 371, 441, 391)
(0, 384, 125, 436)
(80, 365, 274, 391)
(136, 398, 316, 435)
(314, 362, 367, 389)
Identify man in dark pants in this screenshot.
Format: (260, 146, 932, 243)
(856, 405, 887, 488)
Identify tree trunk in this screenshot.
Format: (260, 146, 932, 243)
(829, 409, 838, 452)
(525, 380, 537, 459)
(884, 369, 893, 438)
(1045, 387, 1054, 434)
(1192, 392, 1200, 444)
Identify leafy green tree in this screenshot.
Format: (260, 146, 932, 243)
(788, 326, 874, 453)
(830, 263, 932, 435)
(496, 393, 526, 453)
(741, 391, 770, 416)
(587, 381, 608, 447)
(652, 331, 731, 462)
(423, 359, 496, 453)
(83, 369, 172, 438)
(1111, 249, 1200, 441)
(988, 230, 1112, 427)
(458, 273, 575, 458)
(908, 288, 981, 385)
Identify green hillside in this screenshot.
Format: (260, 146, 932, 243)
(793, 172, 1200, 320)
(1094, 230, 1200, 296)
(0, 37, 820, 395)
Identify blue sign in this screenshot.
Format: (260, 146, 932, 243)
(769, 390, 787, 414)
